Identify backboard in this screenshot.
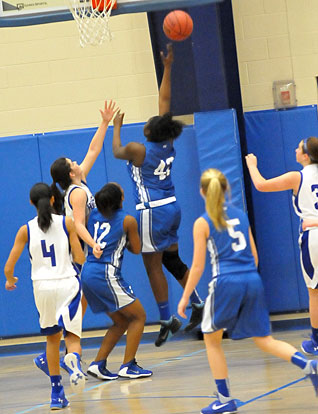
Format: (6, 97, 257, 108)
(0, 0, 224, 27)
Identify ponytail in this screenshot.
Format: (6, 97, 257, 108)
(200, 169, 228, 231)
(29, 183, 53, 232)
(50, 181, 64, 215)
(95, 183, 122, 218)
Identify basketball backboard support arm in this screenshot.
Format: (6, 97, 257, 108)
(0, 0, 223, 27)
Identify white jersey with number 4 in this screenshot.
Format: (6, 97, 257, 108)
(27, 214, 77, 281)
(293, 164, 318, 220)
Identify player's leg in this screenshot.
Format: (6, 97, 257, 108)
(253, 335, 318, 395)
(299, 230, 318, 354)
(47, 331, 69, 410)
(302, 287, 318, 355)
(117, 299, 152, 378)
(87, 310, 127, 380)
(201, 330, 237, 414)
(142, 251, 181, 346)
(163, 243, 204, 332)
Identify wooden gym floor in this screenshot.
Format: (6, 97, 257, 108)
(1, 317, 318, 414)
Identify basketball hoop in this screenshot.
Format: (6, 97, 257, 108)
(66, 0, 117, 47)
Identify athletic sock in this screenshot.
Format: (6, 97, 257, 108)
(291, 351, 307, 370)
(50, 375, 63, 394)
(312, 327, 318, 344)
(158, 301, 171, 321)
(215, 378, 230, 398)
(190, 289, 203, 305)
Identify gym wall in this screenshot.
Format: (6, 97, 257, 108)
(0, 109, 245, 338)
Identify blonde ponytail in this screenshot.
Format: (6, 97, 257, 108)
(200, 169, 228, 231)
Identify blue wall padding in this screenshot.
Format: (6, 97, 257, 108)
(0, 135, 42, 337)
(244, 105, 318, 312)
(0, 111, 245, 337)
(194, 109, 246, 211)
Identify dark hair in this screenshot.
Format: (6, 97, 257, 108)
(145, 112, 184, 143)
(50, 157, 72, 214)
(30, 183, 53, 232)
(95, 183, 122, 218)
(303, 137, 318, 164)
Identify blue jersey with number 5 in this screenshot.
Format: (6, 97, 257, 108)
(127, 140, 176, 204)
(86, 208, 127, 267)
(204, 203, 256, 278)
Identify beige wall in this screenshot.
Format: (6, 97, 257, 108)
(0, 13, 157, 137)
(232, 0, 318, 112)
(2, 1, 318, 136)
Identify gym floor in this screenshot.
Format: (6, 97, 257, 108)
(1, 316, 317, 414)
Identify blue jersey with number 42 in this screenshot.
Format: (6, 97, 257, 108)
(127, 140, 176, 204)
(86, 208, 127, 268)
(204, 203, 256, 278)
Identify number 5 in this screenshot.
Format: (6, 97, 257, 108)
(226, 218, 247, 252)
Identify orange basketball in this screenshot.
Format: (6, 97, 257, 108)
(91, 0, 117, 12)
(163, 10, 193, 42)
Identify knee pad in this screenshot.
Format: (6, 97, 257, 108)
(162, 250, 188, 281)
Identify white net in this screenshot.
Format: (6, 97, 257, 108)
(66, 0, 117, 47)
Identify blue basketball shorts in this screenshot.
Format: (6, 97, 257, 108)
(201, 271, 271, 339)
(81, 262, 136, 314)
(299, 229, 318, 289)
(136, 201, 181, 253)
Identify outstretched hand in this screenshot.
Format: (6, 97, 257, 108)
(100, 100, 118, 124)
(245, 153, 258, 168)
(5, 276, 18, 291)
(113, 110, 125, 128)
(160, 43, 174, 66)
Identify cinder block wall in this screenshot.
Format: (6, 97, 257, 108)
(232, 0, 318, 111)
(1, 1, 318, 136)
(0, 13, 158, 136)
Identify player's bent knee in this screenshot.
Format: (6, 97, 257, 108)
(162, 250, 188, 281)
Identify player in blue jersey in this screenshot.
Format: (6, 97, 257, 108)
(246, 137, 318, 356)
(178, 169, 318, 414)
(81, 183, 153, 379)
(112, 44, 204, 347)
(4, 183, 86, 409)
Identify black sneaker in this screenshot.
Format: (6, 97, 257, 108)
(155, 316, 182, 347)
(184, 303, 204, 332)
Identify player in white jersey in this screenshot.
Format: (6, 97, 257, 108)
(112, 44, 204, 347)
(246, 136, 318, 356)
(177, 169, 318, 414)
(4, 183, 86, 410)
(48, 100, 117, 372)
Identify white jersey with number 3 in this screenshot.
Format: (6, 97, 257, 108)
(27, 214, 77, 281)
(293, 164, 318, 220)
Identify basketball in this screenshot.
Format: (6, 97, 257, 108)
(163, 10, 193, 42)
(91, 0, 117, 12)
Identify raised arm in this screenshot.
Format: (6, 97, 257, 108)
(4, 225, 28, 290)
(65, 217, 86, 265)
(123, 215, 141, 254)
(177, 217, 209, 318)
(112, 111, 145, 165)
(159, 43, 173, 116)
(80, 100, 117, 178)
(245, 153, 301, 193)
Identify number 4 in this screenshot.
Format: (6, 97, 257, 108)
(41, 240, 56, 267)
